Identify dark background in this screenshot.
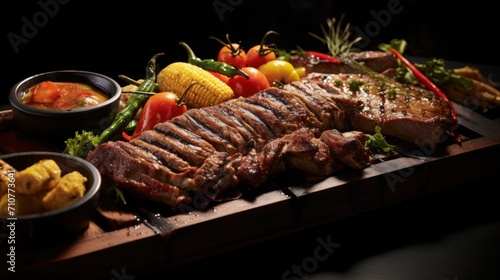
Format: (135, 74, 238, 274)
(2, 0, 497, 105)
(2, 1, 499, 279)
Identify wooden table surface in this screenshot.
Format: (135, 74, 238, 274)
(1, 89, 500, 279)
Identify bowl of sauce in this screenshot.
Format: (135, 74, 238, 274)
(21, 81, 110, 110)
(9, 70, 122, 143)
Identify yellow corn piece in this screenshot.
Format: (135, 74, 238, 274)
(157, 62, 234, 108)
(42, 171, 87, 211)
(0, 191, 47, 216)
(0, 159, 16, 197)
(15, 159, 61, 195)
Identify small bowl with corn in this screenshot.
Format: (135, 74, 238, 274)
(0, 151, 101, 242)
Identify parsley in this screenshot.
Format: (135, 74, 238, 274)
(365, 126, 395, 153)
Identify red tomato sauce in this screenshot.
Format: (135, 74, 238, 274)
(22, 81, 109, 110)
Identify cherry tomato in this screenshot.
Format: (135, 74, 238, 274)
(227, 67, 270, 98)
(217, 43, 247, 69)
(258, 59, 301, 86)
(246, 30, 279, 68)
(212, 34, 247, 69)
(122, 92, 187, 141)
(246, 45, 277, 69)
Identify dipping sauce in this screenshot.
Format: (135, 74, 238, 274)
(21, 81, 109, 110)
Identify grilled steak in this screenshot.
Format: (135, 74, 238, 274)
(293, 73, 456, 146)
(86, 73, 454, 209)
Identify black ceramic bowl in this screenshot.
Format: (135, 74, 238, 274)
(0, 152, 101, 242)
(9, 70, 122, 142)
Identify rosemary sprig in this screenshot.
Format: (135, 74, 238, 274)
(308, 14, 363, 58)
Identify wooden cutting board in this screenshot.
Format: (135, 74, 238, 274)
(1, 102, 500, 279)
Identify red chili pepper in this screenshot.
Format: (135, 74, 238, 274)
(305, 51, 342, 64)
(390, 48, 460, 143)
(122, 91, 187, 141)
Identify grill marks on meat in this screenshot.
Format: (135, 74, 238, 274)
(88, 141, 191, 207)
(302, 73, 456, 146)
(202, 106, 258, 153)
(87, 73, 454, 209)
(86, 85, 371, 209)
(145, 122, 214, 167)
(219, 102, 276, 143)
(178, 111, 238, 154)
(183, 108, 248, 155)
(284, 81, 358, 130)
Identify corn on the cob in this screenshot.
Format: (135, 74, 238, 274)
(157, 62, 234, 108)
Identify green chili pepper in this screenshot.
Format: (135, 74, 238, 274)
(97, 53, 163, 143)
(123, 119, 138, 136)
(179, 41, 249, 79)
(117, 74, 160, 92)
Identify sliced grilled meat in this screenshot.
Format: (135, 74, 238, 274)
(87, 140, 192, 207)
(87, 72, 454, 209)
(86, 86, 371, 209)
(88, 127, 371, 209)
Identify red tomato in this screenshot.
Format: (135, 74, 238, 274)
(246, 30, 279, 68)
(208, 71, 230, 84)
(217, 43, 247, 69)
(246, 45, 277, 69)
(227, 67, 270, 98)
(122, 92, 187, 140)
(27, 81, 108, 110)
(30, 81, 61, 103)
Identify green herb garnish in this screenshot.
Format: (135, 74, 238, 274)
(387, 88, 397, 99)
(379, 39, 472, 91)
(308, 13, 363, 57)
(365, 126, 395, 153)
(349, 79, 364, 92)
